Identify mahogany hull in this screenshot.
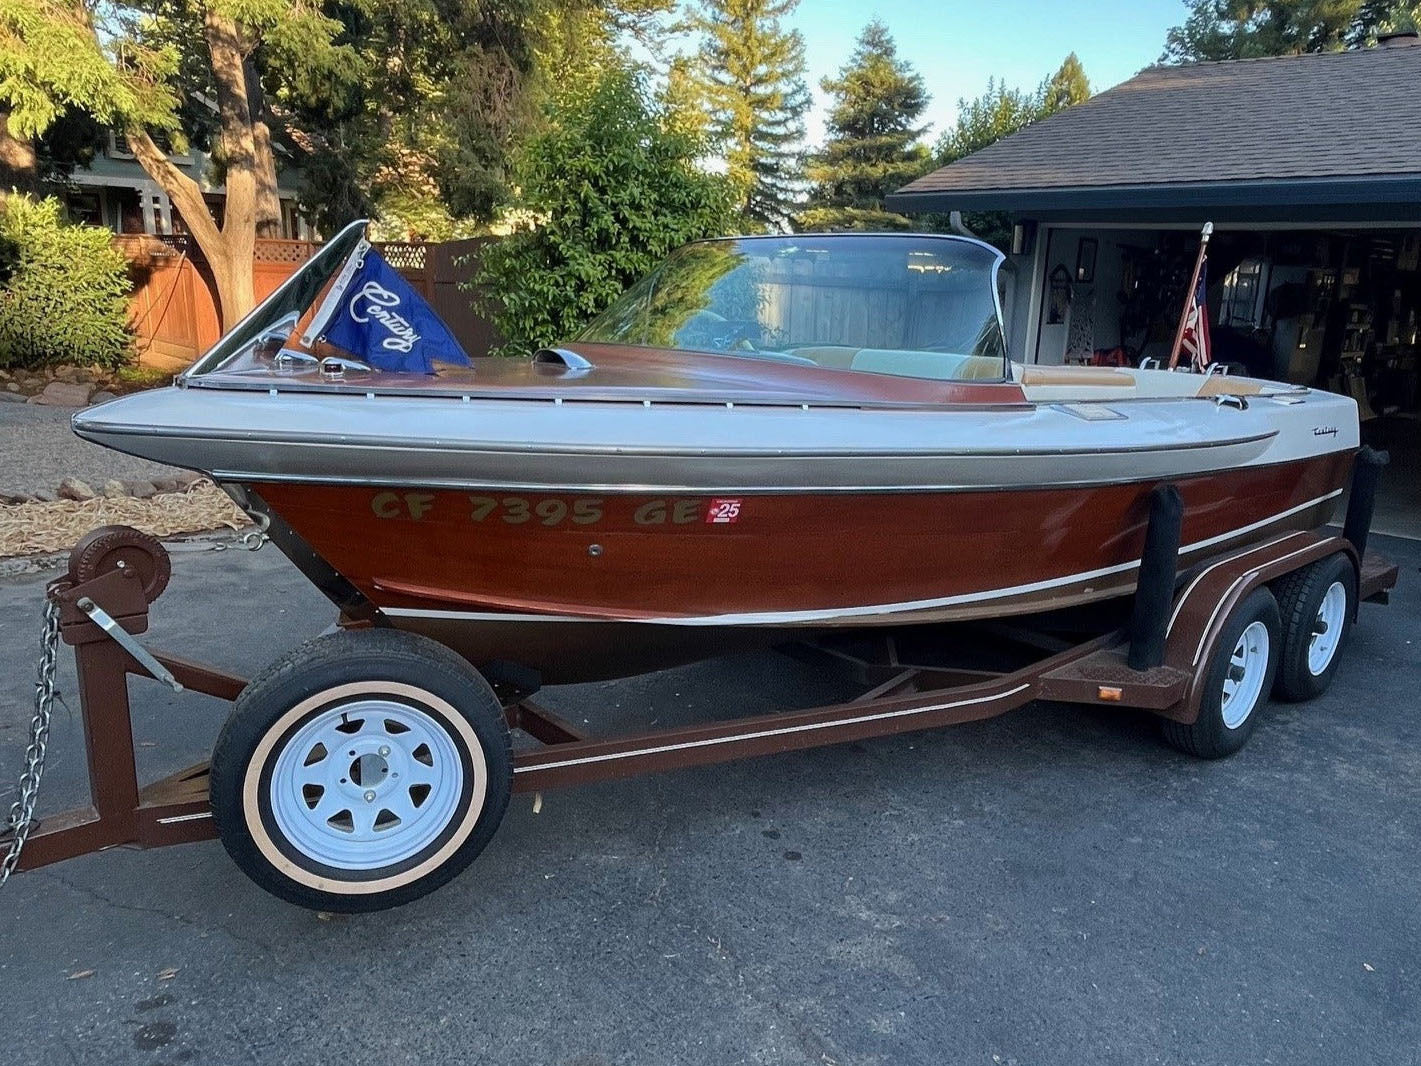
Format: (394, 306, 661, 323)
(247, 450, 1351, 681)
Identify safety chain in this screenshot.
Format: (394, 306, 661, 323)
(0, 594, 62, 887)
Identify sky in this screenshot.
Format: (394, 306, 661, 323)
(786, 0, 1188, 146)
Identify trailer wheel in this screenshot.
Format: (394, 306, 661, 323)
(1162, 587, 1280, 759)
(211, 629, 511, 912)
(1272, 554, 1356, 702)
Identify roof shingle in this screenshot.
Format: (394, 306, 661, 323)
(896, 43, 1421, 198)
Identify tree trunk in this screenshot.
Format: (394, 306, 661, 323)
(251, 118, 282, 239)
(244, 59, 283, 239)
(125, 10, 263, 329)
(126, 127, 255, 328)
(0, 109, 40, 197)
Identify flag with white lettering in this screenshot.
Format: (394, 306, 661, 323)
(317, 248, 469, 373)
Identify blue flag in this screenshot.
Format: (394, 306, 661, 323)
(319, 248, 469, 373)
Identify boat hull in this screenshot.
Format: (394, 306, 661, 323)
(242, 449, 1351, 681)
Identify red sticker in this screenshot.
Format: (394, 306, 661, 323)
(706, 498, 742, 524)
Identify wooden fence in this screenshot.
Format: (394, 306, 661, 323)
(119, 234, 500, 370)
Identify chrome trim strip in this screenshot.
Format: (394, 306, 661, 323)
(383, 490, 1343, 628)
(205, 466, 1276, 497)
(156, 811, 214, 826)
(74, 419, 1278, 459)
(1191, 541, 1325, 666)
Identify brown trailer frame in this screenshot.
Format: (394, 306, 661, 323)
(3, 521, 1398, 877)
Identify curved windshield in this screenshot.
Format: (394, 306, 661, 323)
(579, 234, 1008, 381)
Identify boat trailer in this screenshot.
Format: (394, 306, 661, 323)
(0, 450, 1400, 905)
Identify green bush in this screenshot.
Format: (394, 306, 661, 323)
(477, 67, 737, 357)
(0, 194, 132, 369)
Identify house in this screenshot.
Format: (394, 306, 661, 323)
(59, 131, 314, 240)
(889, 34, 1421, 413)
(889, 33, 1421, 536)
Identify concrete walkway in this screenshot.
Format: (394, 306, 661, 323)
(0, 403, 181, 498)
(1, 537, 1418, 1065)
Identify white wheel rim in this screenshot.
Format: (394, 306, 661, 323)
(269, 698, 466, 871)
(1221, 620, 1270, 729)
(1307, 581, 1347, 677)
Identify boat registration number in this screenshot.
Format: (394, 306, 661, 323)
(370, 492, 742, 527)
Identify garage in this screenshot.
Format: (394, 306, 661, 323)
(889, 33, 1421, 537)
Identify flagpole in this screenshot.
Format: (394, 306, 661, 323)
(1166, 221, 1213, 370)
(299, 236, 371, 348)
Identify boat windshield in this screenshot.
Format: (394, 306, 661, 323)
(579, 234, 1008, 381)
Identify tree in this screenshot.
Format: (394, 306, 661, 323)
(0, 0, 352, 328)
(1041, 51, 1090, 113)
(287, 0, 540, 241)
(935, 55, 1090, 166)
(687, 0, 809, 231)
(796, 19, 930, 232)
(932, 55, 1091, 247)
(477, 66, 736, 355)
(1162, 0, 1418, 62)
(289, 0, 677, 241)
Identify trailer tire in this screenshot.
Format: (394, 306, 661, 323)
(1161, 587, 1280, 759)
(1272, 554, 1356, 702)
(211, 629, 511, 912)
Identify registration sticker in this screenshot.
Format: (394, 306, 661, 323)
(706, 498, 743, 524)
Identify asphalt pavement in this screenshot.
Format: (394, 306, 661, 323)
(0, 537, 1417, 1066)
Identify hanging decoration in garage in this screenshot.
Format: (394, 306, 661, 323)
(1047, 264, 1072, 324)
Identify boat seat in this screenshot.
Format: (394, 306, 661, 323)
(789, 347, 1004, 381)
(849, 348, 1003, 381)
(788, 346, 860, 369)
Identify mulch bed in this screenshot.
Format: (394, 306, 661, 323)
(0, 479, 250, 558)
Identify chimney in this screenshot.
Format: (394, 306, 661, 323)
(1377, 30, 1420, 47)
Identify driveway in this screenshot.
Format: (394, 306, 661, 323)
(1, 536, 1417, 1066)
(0, 403, 179, 498)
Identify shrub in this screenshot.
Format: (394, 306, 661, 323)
(0, 194, 132, 369)
(476, 67, 737, 356)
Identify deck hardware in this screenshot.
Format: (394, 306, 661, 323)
(75, 597, 183, 692)
(240, 510, 271, 552)
(1213, 394, 1248, 410)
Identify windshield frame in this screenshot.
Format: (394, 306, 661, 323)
(577, 231, 1012, 383)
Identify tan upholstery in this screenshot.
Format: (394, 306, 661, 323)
(1018, 366, 1135, 387)
(787, 346, 859, 369)
(1197, 376, 1264, 396)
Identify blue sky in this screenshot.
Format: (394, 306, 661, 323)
(788, 0, 1188, 145)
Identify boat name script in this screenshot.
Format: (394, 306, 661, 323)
(1312, 425, 1339, 437)
(371, 492, 743, 526)
(349, 282, 421, 352)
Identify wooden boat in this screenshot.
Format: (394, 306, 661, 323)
(74, 225, 1359, 682)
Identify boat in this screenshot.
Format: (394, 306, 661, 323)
(73, 223, 1361, 683)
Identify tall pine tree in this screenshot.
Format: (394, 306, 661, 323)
(688, 0, 809, 231)
(797, 19, 929, 232)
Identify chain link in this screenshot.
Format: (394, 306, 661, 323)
(1, 595, 62, 887)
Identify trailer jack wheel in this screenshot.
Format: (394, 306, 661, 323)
(1161, 587, 1280, 759)
(210, 630, 512, 912)
(1272, 554, 1357, 703)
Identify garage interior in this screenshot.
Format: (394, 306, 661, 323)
(1019, 223, 1421, 538)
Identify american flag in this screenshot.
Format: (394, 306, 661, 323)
(1179, 262, 1211, 369)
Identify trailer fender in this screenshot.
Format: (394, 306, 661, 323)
(1159, 532, 1357, 726)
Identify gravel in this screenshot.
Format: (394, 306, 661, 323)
(0, 402, 183, 498)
